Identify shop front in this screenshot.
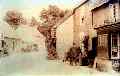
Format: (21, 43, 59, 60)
(95, 22, 120, 72)
(111, 32, 120, 72)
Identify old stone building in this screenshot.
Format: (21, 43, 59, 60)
(73, 0, 120, 71)
(55, 0, 96, 61)
(92, 0, 120, 59)
(56, 0, 120, 71)
(92, 0, 120, 71)
(73, 0, 94, 52)
(73, 0, 98, 67)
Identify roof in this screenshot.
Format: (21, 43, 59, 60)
(73, 0, 89, 14)
(94, 21, 120, 34)
(53, 10, 73, 29)
(91, 0, 119, 11)
(53, 0, 90, 28)
(53, 0, 119, 29)
(4, 36, 21, 40)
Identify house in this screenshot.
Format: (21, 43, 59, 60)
(73, 0, 99, 67)
(55, 0, 120, 71)
(73, 0, 95, 52)
(0, 20, 22, 56)
(4, 36, 21, 54)
(73, 0, 120, 71)
(72, 0, 120, 71)
(56, 0, 96, 60)
(0, 20, 34, 55)
(0, 32, 22, 56)
(91, 0, 120, 71)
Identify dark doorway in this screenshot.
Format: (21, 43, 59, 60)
(92, 37, 97, 58)
(84, 37, 98, 67)
(87, 37, 98, 67)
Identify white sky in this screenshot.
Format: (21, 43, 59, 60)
(0, 0, 82, 9)
(0, 0, 86, 43)
(0, 0, 96, 43)
(0, 0, 84, 19)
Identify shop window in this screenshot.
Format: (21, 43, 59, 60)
(119, 33, 120, 59)
(111, 33, 120, 59)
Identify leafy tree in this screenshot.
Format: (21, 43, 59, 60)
(38, 5, 70, 37)
(37, 5, 70, 59)
(4, 10, 25, 29)
(40, 5, 68, 27)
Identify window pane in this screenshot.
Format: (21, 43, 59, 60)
(111, 33, 118, 58)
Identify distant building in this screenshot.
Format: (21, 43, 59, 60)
(4, 36, 21, 54)
(0, 21, 29, 55)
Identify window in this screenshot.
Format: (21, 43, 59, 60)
(111, 33, 120, 59)
(81, 16, 85, 23)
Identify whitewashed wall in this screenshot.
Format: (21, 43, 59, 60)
(56, 15, 74, 59)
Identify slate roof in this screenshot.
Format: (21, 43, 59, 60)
(91, 0, 119, 11)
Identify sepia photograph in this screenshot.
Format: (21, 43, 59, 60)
(0, 0, 120, 76)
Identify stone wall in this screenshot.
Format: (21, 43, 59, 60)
(56, 15, 74, 59)
(92, 2, 120, 28)
(73, 1, 93, 51)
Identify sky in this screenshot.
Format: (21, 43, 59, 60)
(0, 0, 82, 9)
(0, 0, 84, 19)
(0, 0, 95, 43)
(0, 0, 86, 42)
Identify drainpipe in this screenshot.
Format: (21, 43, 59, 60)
(92, 12, 94, 27)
